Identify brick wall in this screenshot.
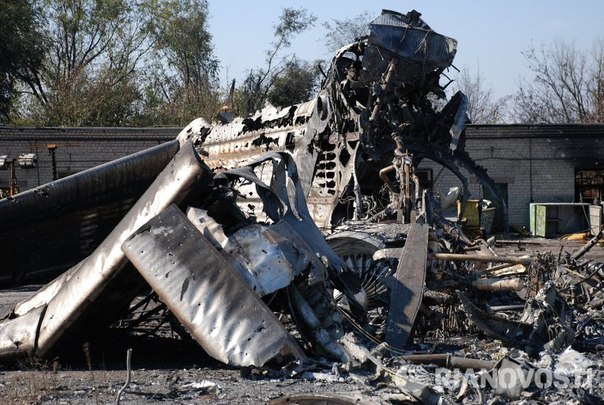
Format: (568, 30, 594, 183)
(0, 127, 178, 191)
(419, 124, 604, 227)
(1, 124, 603, 228)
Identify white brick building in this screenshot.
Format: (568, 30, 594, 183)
(1, 124, 603, 229)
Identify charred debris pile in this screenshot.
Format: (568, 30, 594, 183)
(0, 9, 603, 404)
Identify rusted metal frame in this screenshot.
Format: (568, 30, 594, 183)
(122, 205, 305, 367)
(385, 222, 429, 349)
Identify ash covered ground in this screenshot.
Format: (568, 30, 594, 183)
(2, 238, 604, 405)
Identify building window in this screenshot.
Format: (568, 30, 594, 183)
(575, 169, 604, 203)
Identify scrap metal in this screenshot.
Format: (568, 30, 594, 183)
(0, 8, 602, 404)
(385, 223, 429, 349)
(122, 205, 305, 366)
(1, 141, 209, 356)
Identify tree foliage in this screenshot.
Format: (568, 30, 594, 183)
(139, 0, 220, 125)
(267, 58, 321, 107)
(4, 0, 220, 126)
(0, 0, 44, 123)
(17, 0, 152, 125)
(512, 40, 604, 123)
(233, 7, 317, 116)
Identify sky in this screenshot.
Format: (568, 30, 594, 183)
(207, 1, 604, 99)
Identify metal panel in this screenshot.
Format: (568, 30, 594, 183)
(0, 306, 45, 356)
(535, 204, 546, 237)
(385, 223, 429, 348)
(0, 140, 180, 286)
(122, 205, 305, 367)
(590, 204, 603, 235)
(24, 141, 208, 357)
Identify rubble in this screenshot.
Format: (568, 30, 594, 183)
(1, 8, 604, 404)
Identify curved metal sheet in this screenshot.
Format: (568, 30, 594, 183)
(122, 205, 305, 367)
(0, 306, 45, 356)
(30, 141, 208, 357)
(0, 140, 180, 286)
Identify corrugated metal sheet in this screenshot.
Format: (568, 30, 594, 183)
(122, 205, 305, 367)
(34, 141, 208, 356)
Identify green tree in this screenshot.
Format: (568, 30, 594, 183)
(0, 0, 44, 123)
(234, 7, 317, 116)
(138, 0, 220, 125)
(267, 58, 321, 107)
(20, 0, 151, 126)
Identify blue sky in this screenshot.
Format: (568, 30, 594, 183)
(207, 1, 604, 99)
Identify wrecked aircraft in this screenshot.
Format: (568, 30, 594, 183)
(0, 9, 603, 404)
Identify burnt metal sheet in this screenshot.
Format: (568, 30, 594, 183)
(0, 306, 45, 356)
(0, 140, 180, 286)
(13, 260, 83, 317)
(222, 224, 299, 296)
(224, 152, 366, 308)
(368, 10, 457, 69)
(175, 117, 212, 146)
(122, 205, 305, 367)
(460, 282, 575, 357)
(385, 223, 429, 348)
(2, 141, 208, 358)
(187, 207, 301, 296)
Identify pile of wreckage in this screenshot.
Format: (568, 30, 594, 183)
(0, 9, 603, 404)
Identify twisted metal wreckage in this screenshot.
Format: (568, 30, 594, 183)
(1, 9, 603, 403)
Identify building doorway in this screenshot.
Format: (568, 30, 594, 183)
(483, 182, 508, 232)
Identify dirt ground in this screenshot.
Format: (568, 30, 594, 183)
(1, 236, 604, 404)
(0, 334, 378, 404)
